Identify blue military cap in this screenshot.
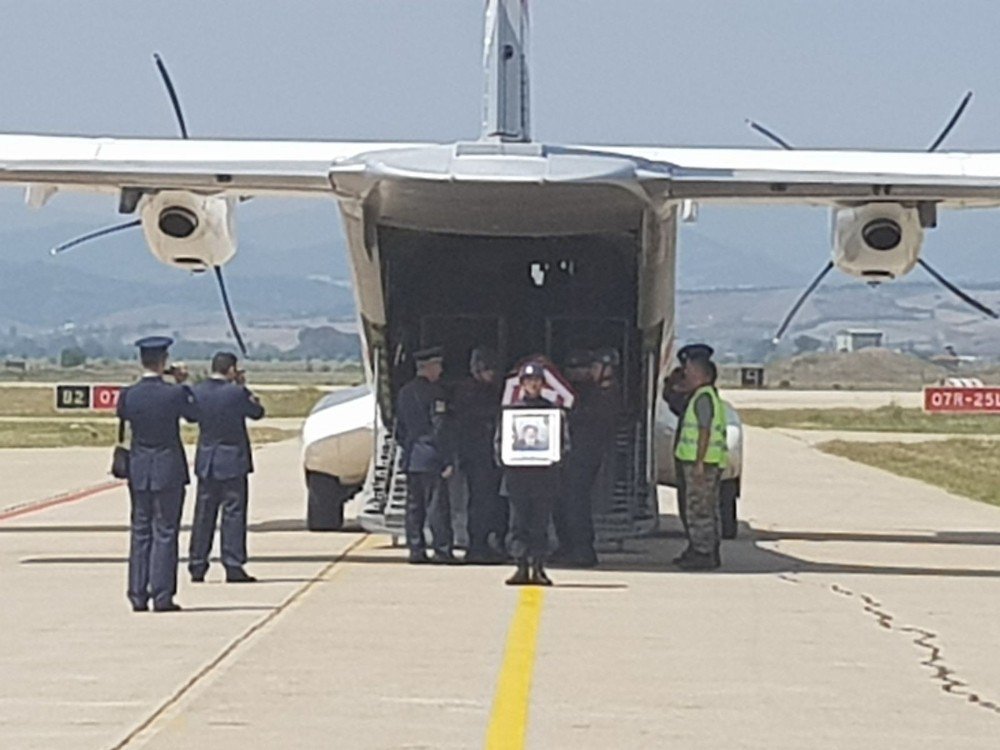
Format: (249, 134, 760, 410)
(134, 335, 174, 354)
(678, 343, 714, 363)
(593, 347, 620, 367)
(413, 346, 444, 365)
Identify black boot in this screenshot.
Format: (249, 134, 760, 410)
(529, 559, 553, 586)
(676, 550, 720, 571)
(672, 546, 694, 565)
(505, 560, 531, 586)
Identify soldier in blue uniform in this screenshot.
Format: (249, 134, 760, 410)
(188, 351, 265, 584)
(453, 347, 505, 564)
(116, 336, 199, 612)
(553, 349, 593, 562)
(396, 346, 456, 564)
(557, 349, 619, 568)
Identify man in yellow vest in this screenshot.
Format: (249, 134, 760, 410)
(673, 357, 728, 570)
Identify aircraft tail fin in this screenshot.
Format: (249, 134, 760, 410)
(482, 0, 531, 142)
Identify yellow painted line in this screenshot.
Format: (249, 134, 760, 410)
(486, 587, 547, 750)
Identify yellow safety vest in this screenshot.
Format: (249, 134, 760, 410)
(674, 385, 728, 466)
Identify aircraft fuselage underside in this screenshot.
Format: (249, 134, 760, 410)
(330, 144, 679, 541)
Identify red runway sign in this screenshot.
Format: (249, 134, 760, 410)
(923, 387, 1000, 414)
(92, 385, 122, 411)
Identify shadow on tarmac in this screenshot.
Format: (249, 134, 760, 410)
(592, 516, 1000, 579)
(7, 519, 999, 547)
(0, 519, 326, 535)
(753, 529, 1000, 546)
(0, 518, 368, 536)
(176, 605, 278, 613)
(18, 514, 1000, 580)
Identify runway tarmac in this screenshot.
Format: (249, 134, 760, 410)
(1, 429, 998, 749)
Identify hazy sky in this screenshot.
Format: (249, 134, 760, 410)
(2, 0, 1000, 289)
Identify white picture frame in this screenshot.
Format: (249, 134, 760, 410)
(500, 408, 562, 467)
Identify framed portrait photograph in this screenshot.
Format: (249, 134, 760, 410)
(500, 408, 562, 467)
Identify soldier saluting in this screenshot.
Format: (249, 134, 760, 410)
(116, 336, 199, 612)
(454, 347, 506, 564)
(187, 351, 265, 584)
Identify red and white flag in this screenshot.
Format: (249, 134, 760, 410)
(502, 355, 576, 409)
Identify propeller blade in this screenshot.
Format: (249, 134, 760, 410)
(927, 90, 973, 152)
(745, 119, 795, 150)
(50, 219, 142, 255)
(213, 266, 248, 356)
(772, 260, 835, 343)
(918, 258, 998, 318)
(152, 52, 189, 139)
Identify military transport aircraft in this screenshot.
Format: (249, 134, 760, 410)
(3, 0, 1000, 542)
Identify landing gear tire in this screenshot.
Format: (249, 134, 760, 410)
(306, 471, 356, 531)
(720, 479, 739, 540)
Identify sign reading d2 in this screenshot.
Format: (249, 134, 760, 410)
(55, 384, 91, 410)
(92, 385, 123, 411)
(923, 386, 1000, 414)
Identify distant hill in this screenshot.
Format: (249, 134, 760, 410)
(2, 190, 999, 362)
(0, 257, 355, 330)
(678, 281, 1000, 361)
(756, 349, 950, 390)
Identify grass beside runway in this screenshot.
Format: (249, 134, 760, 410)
(821, 438, 1000, 508)
(0, 385, 327, 419)
(0, 421, 298, 449)
(742, 405, 1000, 434)
(256, 387, 328, 418)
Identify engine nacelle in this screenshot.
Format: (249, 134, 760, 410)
(139, 191, 237, 271)
(831, 203, 923, 282)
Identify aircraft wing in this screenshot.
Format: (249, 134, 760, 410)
(6, 133, 1000, 208)
(584, 145, 1000, 207)
(0, 134, 421, 198)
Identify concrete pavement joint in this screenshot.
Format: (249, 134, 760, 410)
(830, 583, 1000, 717)
(108, 533, 373, 750)
(0, 441, 287, 522)
(0, 480, 124, 521)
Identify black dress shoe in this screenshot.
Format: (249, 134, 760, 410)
(225, 569, 257, 583)
(130, 601, 149, 613)
(190, 573, 205, 583)
(408, 551, 430, 565)
(153, 602, 182, 612)
(505, 562, 531, 586)
(432, 551, 462, 565)
(530, 562, 553, 586)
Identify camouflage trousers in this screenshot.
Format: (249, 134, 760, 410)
(680, 463, 722, 555)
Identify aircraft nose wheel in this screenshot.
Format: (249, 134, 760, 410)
(306, 471, 357, 531)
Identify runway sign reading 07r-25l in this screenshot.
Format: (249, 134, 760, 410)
(923, 387, 1000, 414)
